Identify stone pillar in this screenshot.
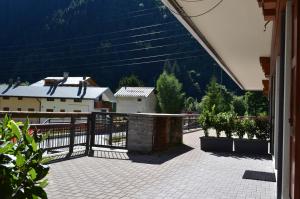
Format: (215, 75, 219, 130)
(127, 115, 154, 153)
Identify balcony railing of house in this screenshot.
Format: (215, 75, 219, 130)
(0, 111, 202, 161)
(182, 114, 200, 132)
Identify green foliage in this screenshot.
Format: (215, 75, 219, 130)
(199, 77, 233, 114)
(0, 116, 49, 199)
(184, 97, 200, 113)
(212, 113, 228, 137)
(234, 118, 245, 139)
(245, 91, 269, 116)
(198, 109, 214, 137)
(242, 117, 256, 139)
(232, 96, 246, 116)
(254, 117, 271, 141)
(156, 71, 185, 113)
(118, 74, 144, 89)
(220, 112, 236, 138)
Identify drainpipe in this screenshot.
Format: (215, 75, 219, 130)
(282, 1, 292, 198)
(36, 98, 42, 123)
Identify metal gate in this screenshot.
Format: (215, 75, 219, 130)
(90, 112, 128, 149)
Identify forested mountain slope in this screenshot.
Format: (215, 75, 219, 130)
(0, 0, 241, 98)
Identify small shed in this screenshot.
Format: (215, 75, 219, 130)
(115, 87, 156, 113)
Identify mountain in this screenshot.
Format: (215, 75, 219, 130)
(0, 0, 241, 98)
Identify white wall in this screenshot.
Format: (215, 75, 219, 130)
(116, 93, 156, 113)
(40, 98, 92, 112)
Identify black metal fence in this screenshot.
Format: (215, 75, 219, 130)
(182, 114, 200, 132)
(0, 112, 91, 160)
(90, 112, 128, 150)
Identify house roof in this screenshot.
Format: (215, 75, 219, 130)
(0, 85, 113, 100)
(31, 77, 98, 87)
(162, 0, 272, 90)
(115, 87, 155, 98)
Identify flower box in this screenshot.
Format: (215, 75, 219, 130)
(200, 136, 233, 152)
(234, 139, 269, 154)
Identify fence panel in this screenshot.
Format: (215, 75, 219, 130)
(91, 112, 128, 149)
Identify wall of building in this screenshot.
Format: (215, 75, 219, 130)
(40, 98, 92, 112)
(116, 93, 156, 113)
(0, 97, 40, 112)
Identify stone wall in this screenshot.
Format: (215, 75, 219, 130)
(127, 114, 155, 153)
(127, 114, 183, 153)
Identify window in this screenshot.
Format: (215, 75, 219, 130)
(60, 99, 66, 102)
(18, 97, 23, 100)
(74, 99, 82, 102)
(17, 108, 22, 111)
(137, 98, 142, 102)
(73, 110, 81, 112)
(46, 109, 53, 112)
(47, 98, 54, 101)
(3, 107, 9, 111)
(3, 96, 9, 100)
(60, 109, 65, 112)
(28, 108, 34, 112)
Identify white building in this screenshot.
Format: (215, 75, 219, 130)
(31, 76, 98, 87)
(115, 87, 156, 113)
(0, 86, 116, 113)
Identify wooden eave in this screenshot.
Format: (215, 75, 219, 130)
(258, 0, 277, 21)
(262, 79, 270, 96)
(260, 57, 271, 77)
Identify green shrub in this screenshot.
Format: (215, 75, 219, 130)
(0, 116, 49, 199)
(213, 113, 224, 138)
(255, 117, 271, 141)
(242, 118, 256, 139)
(220, 112, 236, 138)
(234, 118, 245, 139)
(198, 110, 214, 137)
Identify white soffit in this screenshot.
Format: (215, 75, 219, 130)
(162, 0, 272, 90)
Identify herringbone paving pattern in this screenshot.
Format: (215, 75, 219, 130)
(46, 131, 276, 199)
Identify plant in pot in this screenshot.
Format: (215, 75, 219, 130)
(199, 111, 233, 152)
(198, 110, 211, 137)
(234, 118, 245, 139)
(222, 112, 236, 138)
(234, 117, 269, 154)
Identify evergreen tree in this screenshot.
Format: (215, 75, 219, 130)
(156, 71, 185, 113)
(244, 91, 268, 116)
(232, 96, 246, 116)
(118, 74, 144, 88)
(199, 76, 233, 114)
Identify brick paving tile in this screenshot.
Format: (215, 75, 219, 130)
(45, 131, 276, 199)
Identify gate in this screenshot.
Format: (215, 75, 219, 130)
(90, 112, 128, 149)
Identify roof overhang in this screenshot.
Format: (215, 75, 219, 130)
(162, 0, 273, 90)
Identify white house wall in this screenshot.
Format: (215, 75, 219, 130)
(0, 97, 40, 111)
(116, 93, 156, 113)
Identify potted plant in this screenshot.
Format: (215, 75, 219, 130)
(234, 117, 269, 154)
(199, 111, 234, 152)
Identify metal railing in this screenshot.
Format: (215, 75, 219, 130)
(0, 112, 91, 159)
(182, 114, 200, 132)
(90, 112, 128, 150)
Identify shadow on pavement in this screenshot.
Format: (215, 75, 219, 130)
(127, 144, 193, 165)
(90, 144, 194, 165)
(209, 151, 272, 160)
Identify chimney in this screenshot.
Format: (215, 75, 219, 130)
(63, 72, 69, 80)
(8, 78, 13, 87)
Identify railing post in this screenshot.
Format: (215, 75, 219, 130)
(188, 116, 190, 132)
(89, 113, 96, 157)
(68, 116, 76, 158)
(85, 114, 91, 156)
(108, 115, 113, 146)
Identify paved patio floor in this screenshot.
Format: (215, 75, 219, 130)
(46, 131, 276, 199)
